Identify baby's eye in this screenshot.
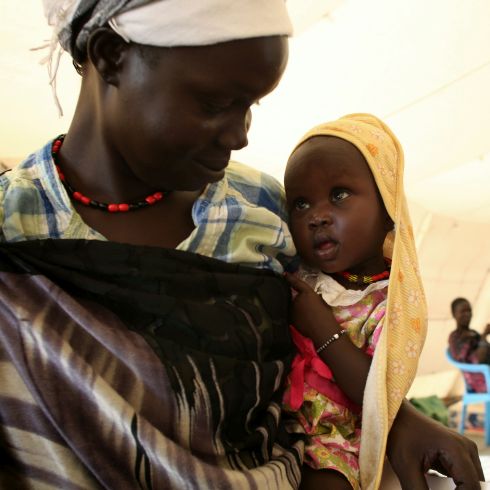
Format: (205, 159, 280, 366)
(293, 198, 310, 211)
(331, 189, 350, 203)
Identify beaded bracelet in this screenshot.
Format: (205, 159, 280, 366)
(316, 329, 348, 354)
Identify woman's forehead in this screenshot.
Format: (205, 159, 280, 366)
(168, 36, 287, 68)
(134, 36, 288, 97)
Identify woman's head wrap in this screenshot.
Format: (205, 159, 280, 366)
(290, 113, 428, 490)
(40, 0, 292, 114)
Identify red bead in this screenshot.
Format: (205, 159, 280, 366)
(52, 135, 169, 213)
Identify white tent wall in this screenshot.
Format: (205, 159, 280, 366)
(231, 0, 490, 399)
(408, 202, 490, 398)
(394, 199, 490, 397)
(2, 0, 490, 398)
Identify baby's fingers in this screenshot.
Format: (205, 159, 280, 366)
(283, 272, 312, 293)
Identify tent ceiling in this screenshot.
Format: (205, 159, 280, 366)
(287, 0, 343, 34)
(232, 0, 490, 224)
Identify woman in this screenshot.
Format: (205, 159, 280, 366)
(0, 1, 483, 488)
(449, 297, 490, 392)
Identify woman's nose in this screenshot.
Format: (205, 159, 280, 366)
(217, 109, 251, 150)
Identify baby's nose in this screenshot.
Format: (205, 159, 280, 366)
(308, 213, 332, 228)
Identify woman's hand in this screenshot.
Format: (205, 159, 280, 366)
(387, 400, 484, 489)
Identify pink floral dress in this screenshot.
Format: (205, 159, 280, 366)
(283, 271, 387, 490)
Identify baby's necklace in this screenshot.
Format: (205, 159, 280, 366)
(51, 134, 171, 212)
(334, 258, 391, 285)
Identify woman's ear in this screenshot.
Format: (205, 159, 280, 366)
(86, 28, 128, 86)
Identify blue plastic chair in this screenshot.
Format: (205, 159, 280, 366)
(445, 349, 490, 445)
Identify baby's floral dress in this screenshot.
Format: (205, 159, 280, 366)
(283, 270, 387, 490)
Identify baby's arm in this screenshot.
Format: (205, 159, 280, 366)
(285, 273, 371, 406)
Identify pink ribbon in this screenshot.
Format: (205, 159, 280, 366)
(285, 326, 360, 413)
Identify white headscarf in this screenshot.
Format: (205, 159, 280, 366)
(109, 0, 293, 48)
(40, 0, 293, 114)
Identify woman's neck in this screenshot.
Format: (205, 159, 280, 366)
(61, 76, 164, 204)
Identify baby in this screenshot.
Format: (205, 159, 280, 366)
(282, 114, 427, 489)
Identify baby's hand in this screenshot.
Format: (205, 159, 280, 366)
(284, 273, 339, 346)
(483, 323, 490, 337)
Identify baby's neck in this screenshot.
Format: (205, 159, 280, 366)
(328, 273, 371, 291)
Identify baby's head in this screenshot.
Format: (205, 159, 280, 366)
(284, 114, 402, 276)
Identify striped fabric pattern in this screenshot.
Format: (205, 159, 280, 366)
(0, 139, 296, 273)
(0, 240, 303, 489)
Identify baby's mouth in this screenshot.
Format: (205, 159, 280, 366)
(313, 234, 338, 259)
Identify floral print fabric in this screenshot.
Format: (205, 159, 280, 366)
(283, 273, 387, 489)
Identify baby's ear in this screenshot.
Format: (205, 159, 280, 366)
(86, 28, 128, 86)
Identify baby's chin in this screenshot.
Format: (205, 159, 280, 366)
(302, 257, 334, 273)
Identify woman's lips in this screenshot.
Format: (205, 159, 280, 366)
(194, 156, 230, 180)
(196, 154, 230, 170)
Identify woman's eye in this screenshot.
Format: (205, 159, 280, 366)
(202, 99, 232, 115)
(293, 198, 310, 211)
(331, 189, 350, 202)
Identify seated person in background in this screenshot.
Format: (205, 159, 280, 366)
(448, 297, 490, 392)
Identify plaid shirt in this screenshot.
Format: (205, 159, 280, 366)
(0, 139, 295, 273)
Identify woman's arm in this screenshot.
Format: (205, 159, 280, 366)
(285, 273, 371, 405)
(387, 399, 484, 489)
(474, 323, 490, 363)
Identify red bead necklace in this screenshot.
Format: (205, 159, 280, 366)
(51, 135, 170, 212)
(334, 259, 391, 285)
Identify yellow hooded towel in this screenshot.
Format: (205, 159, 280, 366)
(291, 113, 428, 489)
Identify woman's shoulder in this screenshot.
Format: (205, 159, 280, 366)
(1, 143, 52, 190)
(0, 140, 75, 242)
(449, 328, 480, 338)
(225, 160, 285, 212)
(1, 149, 43, 219)
(448, 328, 481, 349)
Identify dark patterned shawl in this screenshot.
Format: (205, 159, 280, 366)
(0, 239, 303, 489)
